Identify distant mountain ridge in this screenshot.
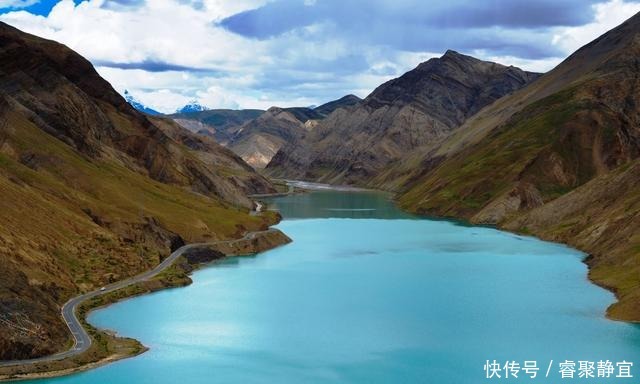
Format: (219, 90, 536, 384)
(176, 101, 210, 114)
(171, 94, 363, 168)
(225, 106, 314, 168)
(169, 108, 265, 143)
(123, 94, 213, 116)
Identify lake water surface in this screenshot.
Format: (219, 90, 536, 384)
(27, 191, 640, 383)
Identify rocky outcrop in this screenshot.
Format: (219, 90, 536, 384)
(0, 263, 68, 360)
(226, 107, 311, 168)
(180, 229, 291, 267)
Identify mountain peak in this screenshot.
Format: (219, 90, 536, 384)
(267, 106, 285, 114)
(442, 49, 462, 58)
(438, 49, 482, 65)
(366, 51, 535, 116)
(176, 101, 210, 114)
(413, 50, 480, 72)
(313, 94, 362, 115)
(339, 94, 362, 102)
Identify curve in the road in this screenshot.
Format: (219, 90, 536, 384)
(0, 229, 277, 367)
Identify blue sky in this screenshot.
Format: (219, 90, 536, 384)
(1, 0, 639, 112)
(0, 0, 60, 15)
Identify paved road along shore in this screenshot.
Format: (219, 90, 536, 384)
(0, 229, 278, 367)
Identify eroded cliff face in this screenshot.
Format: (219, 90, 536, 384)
(266, 51, 540, 184)
(227, 107, 311, 168)
(398, 13, 640, 320)
(0, 21, 277, 359)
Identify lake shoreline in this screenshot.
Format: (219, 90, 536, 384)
(314, 177, 635, 324)
(0, 229, 291, 382)
(265, 179, 633, 323)
(398, 202, 635, 324)
(289, 179, 638, 323)
(0, 349, 149, 383)
(2, 183, 632, 382)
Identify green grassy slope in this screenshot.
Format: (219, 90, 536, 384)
(0, 107, 277, 359)
(0, 21, 279, 360)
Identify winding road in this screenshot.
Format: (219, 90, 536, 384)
(0, 229, 277, 367)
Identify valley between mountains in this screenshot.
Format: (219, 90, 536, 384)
(174, 13, 640, 322)
(1, 7, 640, 380)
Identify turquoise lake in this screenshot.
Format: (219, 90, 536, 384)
(28, 191, 640, 383)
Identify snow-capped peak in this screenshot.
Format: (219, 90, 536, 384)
(176, 101, 210, 114)
(123, 90, 162, 116)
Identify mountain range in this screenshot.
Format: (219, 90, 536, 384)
(171, 94, 361, 168)
(397, 12, 640, 320)
(175, 101, 210, 114)
(169, 108, 264, 142)
(126, 89, 361, 169)
(124, 93, 211, 116)
(267, 51, 540, 184)
(267, 12, 640, 321)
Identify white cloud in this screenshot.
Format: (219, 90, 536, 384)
(0, 0, 277, 110)
(552, 0, 640, 54)
(1, 0, 638, 112)
(15, 0, 263, 66)
(479, 53, 563, 73)
(202, 0, 269, 20)
(133, 89, 192, 113)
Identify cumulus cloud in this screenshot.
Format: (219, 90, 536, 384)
(1, 0, 638, 112)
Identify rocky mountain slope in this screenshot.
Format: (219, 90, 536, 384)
(313, 94, 361, 116)
(0, 21, 277, 360)
(172, 95, 362, 168)
(266, 51, 540, 183)
(398, 13, 640, 320)
(226, 106, 316, 168)
(168, 109, 264, 143)
(228, 97, 365, 168)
